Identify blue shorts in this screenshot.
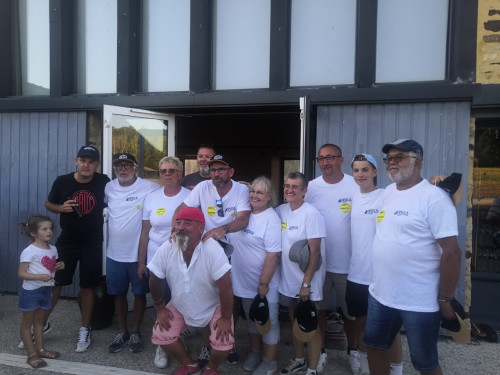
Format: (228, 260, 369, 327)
(19, 286, 52, 312)
(241, 297, 280, 345)
(363, 294, 441, 372)
(106, 257, 149, 295)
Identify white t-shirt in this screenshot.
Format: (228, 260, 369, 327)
(105, 177, 160, 262)
(142, 187, 191, 263)
(369, 179, 458, 312)
(306, 174, 358, 273)
(183, 179, 251, 232)
(20, 244, 59, 290)
(147, 238, 232, 327)
(348, 188, 384, 285)
(276, 202, 326, 301)
(229, 207, 282, 302)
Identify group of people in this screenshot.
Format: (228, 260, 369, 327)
(17, 140, 462, 375)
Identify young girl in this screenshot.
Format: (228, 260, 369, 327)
(18, 215, 64, 368)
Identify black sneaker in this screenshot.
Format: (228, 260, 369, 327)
(198, 345, 211, 368)
(129, 332, 143, 353)
(108, 331, 130, 353)
(226, 346, 239, 365)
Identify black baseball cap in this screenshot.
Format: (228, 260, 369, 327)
(249, 295, 271, 335)
(112, 153, 137, 165)
(208, 154, 233, 167)
(382, 139, 424, 158)
(77, 145, 100, 161)
(293, 299, 319, 342)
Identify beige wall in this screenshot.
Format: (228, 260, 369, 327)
(477, 0, 500, 83)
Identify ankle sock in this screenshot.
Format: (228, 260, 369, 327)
(390, 362, 403, 375)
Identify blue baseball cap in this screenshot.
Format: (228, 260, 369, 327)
(351, 153, 377, 169)
(382, 139, 423, 158)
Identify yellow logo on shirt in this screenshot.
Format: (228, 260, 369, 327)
(136, 204, 142, 209)
(207, 206, 216, 216)
(281, 221, 287, 231)
(156, 208, 165, 216)
(376, 210, 386, 222)
(340, 202, 351, 213)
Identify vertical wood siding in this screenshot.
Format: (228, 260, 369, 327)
(0, 112, 86, 296)
(315, 101, 471, 299)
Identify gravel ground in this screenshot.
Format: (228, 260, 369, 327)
(0, 293, 498, 374)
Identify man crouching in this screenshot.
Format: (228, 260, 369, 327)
(148, 207, 233, 375)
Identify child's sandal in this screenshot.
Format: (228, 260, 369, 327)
(27, 353, 47, 368)
(38, 348, 60, 359)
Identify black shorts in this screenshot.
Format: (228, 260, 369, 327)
(54, 243, 102, 289)
(345, 280, 369, 318)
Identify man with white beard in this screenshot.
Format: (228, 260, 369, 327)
(147, 207, 234, 375)
(364, 139, 462, 375)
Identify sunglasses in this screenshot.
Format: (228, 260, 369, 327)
(353, 154, 368, 162)
(159, 168, 179, 175)
(382, 155, 416, 164)
(216, 199, 224, 217)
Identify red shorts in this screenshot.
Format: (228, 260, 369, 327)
(152, 302, 234, 351)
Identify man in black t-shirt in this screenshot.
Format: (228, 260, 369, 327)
(180, 145, 215, 190)
(45, 145, 110, 353)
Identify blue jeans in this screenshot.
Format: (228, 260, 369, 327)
(363, 293, 441, 372)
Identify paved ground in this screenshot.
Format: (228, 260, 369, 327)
(0, 293, 498, 374)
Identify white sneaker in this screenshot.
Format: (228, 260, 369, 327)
(154, 345, 168, 369)
(316, 349, 328, 374)
(348, 350, 361, 374)
(75, 327, 92, 352)
(18, 320, 53, 349)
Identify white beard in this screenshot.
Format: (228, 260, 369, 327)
(175, 233, 189, 252)
(387, 159, 416, 183)
(199, 166, 210, 175)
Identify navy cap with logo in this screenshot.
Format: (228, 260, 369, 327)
(77, 145, 100, 161)
(249, 295, 271, 335)
(208, 154, 233, 167)
(112, 153, 137, 165)
(381, 139, 424, 158)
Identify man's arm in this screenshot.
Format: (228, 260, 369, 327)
(45, 199, 78, 214)
(437, 236, 462, 319)
(137, 220, 152, 279)
(214, 270, 233, 342)
(202, 210, 250, 242)
(149, 272, 173, 330)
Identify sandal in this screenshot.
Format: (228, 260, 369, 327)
(38, 348, 60, 359)
(27, 353, 47, 368)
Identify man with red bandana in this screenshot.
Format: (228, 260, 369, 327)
(44, 145, 110, 353)
(148, 207, 233, 375)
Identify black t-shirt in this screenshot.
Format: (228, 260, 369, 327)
(47, 172, 110, 246)
(180, 172, 211, 190)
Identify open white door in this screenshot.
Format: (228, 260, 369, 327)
(101, 105, 175, 284)
(103, 105, 176, 179)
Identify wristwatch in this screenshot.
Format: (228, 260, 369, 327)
(223, 224, 230, 233)
(302, 282, 311, 288)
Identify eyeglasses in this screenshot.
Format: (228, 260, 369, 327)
(316, 155, 341, 163)
(159, 168, 179, 175)
(114, 163, 134, 170)
(382, 155, 416, 165)
(283, 184, 303, 191)
(216, 199, 224, 217)
(209, 167, 230, 174)
(249, 189, 265, 197)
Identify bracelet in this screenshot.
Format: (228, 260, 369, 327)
(259, 282, 269, 287)
(437, 295, 453, 303)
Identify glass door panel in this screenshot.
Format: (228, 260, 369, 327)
(103, 105, 175, 184)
